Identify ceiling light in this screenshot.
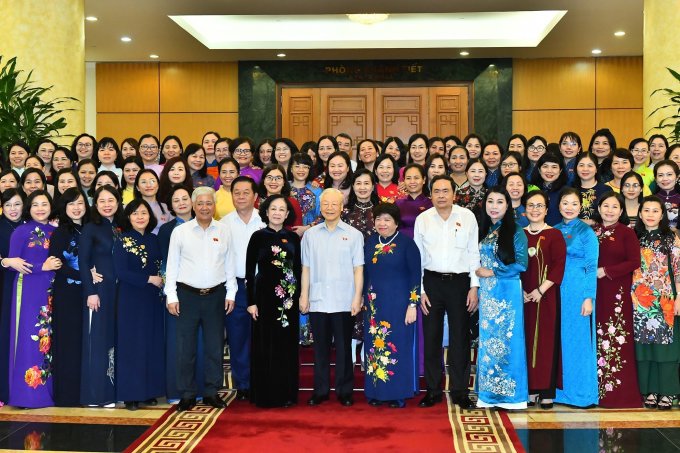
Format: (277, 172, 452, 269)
(277, 53, 286, 58)
(85, 16, 98, 22)
(120, 36, 132, 43)
(591, 48, 602, 55)
(149, 54, 159, 59)
(171, 11, 567, 50)
(489, 64, 495, 67)
(346, 14, 390, 25)
(614, 31, 626, 37)
(460, 51, 470, 56)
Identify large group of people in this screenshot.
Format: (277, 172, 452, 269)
(0, 128, 679, 413)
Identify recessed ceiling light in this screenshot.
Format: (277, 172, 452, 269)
(488, 64, 495, 67)
(121, 36, 132, 43)
(277, 53, 286, 58)
(460, 51, 470, 56)
(85, 16, 98, 22)
(614, 31, 626, 37)
(591, 48, 602, 55)
(149, 54, 159, 59)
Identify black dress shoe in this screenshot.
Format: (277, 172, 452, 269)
(307, 394, 329, 406)
(202, 396, 227, 409)
(143, 398, 158, 406)
(125, 401, 139, 411)
(236, 389, 250, 401)
(338, 394, 354, 407)
(177, 398, 196, 412)
(388, 399, 406, 408)
(418, 392, 443, 408)
(452, 394, 475, 410)
(368, 399, 383, 407)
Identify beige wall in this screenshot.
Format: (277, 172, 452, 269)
(0, 0, 85, 141)
(513, 56, 643, 148)
(95, 58, 645, 150)
(96, 62, 239, 145)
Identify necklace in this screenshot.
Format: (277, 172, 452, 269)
(378, 231, 399, 245)
(526, 223, 547, 235)
(356, 201, 373, 211)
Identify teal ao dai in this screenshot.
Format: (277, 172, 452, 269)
(554, 219, 599, 407)
(476, 222, 529, 409)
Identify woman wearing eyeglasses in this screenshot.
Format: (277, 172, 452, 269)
(558, 132, 582, 186)
(621, 171, 644, 228)
(71, 134, 97, 162)
(630, 138, 654, 188)
(138, 134, 164, 178)
(520, 190, 566, 409)
(231, 137, 263, 184)
(256, 165, 302, 229)
(523, 136, 548, 181)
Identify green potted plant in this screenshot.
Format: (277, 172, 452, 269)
(0, 55, 78, 151)
(649, 67, 680, 144)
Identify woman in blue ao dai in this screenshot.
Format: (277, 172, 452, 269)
(475, 187, 529, 409)
(554, 188, 599, 407)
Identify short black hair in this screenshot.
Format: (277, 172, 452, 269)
(57, 187, 90, 231)
(231, 175, 258, 193)
(429, 174, 455, 192)
(123, 198, 157, 234)
(258, 193, 296, 226)
(91, 185, 125, 226)
(372, 202, 401, 226)
(22, 189, 53, 220)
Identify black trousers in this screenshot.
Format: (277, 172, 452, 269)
(422, 272, 471, 398)
(309, 312, 354, 397)
(176, 286, 225, 399)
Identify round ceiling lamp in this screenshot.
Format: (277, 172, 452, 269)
(346, 14, 390, 25)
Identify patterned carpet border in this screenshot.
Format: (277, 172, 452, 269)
(447, 397, 525, 453)
(125, 390, 236, 453)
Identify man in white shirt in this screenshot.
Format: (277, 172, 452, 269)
(220, 176, 265, 402)
(335, 133, 358, 170)
(165, 187, 237, 412)
(414, 175, 481, 409)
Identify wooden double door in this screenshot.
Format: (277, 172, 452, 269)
(280, 85, 470, 156)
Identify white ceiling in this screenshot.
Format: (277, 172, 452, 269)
(84, 0, 643, 62)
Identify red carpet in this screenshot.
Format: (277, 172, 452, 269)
(192, 392, 455, 453)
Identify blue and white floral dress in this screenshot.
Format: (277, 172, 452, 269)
(476, 221, 529, 409)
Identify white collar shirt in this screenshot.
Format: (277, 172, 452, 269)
(413, 204, 481, 289)
(164, 218, 238, 303)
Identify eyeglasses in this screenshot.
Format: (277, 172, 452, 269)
(265, 175, 284, 182)
(501, 162, 518, 169)
(3, 202, 22, 209)
(623, 183, 641, 189)
(233, 148, 252, 155)
(526, 203, 546, 210)
(77, 142, 93, 148)
(528, 145, 546, 152)
(140, 145, 158, 151)
(139, 179, 157, 186)
(561, 141, 577, 147)
(292, 164, 310, 170)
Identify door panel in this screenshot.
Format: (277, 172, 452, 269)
(375, 87, 428, 143)
(281, 88, 320, 148)
(428, 86, 469, 139)
(281, 85, 470, 150)
(320, 88, 373, 158)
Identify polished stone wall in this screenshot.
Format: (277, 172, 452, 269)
(238, 59, 512, 144)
